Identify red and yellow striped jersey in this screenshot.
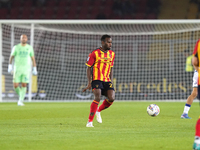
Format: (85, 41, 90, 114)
(193, 39, 200, 85)
(193, 39, 200, 58)
(85, 47, 115, 82)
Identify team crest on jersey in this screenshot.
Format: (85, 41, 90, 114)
(96, 85, 99, 88)
(109, 54, 111, 57)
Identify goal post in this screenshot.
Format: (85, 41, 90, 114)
(1, 19, 200, 102)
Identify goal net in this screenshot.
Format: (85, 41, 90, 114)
(1, 20, 200, 101)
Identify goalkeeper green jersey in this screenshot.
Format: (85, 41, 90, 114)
(11, 43, 34, 73)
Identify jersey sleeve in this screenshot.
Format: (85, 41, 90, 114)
(85, 51, 95, 67)
(193, 40, 200, 56)
(30, 46, 34, 57)
(111, 53, 115, 67)
(11, 46, 16, 56)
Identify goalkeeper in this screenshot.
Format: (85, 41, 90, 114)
(8, 34, 37, 106)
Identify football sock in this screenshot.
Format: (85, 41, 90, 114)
(195, 136, 200, 144)
(20, 87, 27, 101)
(14, 87, 21, 96)
(183, 103, 191, 114)
(88, 100, 99, 122)
(97, 99, 113, 112)
(195, 117, 200, 137)
(195, 118, 200, 144)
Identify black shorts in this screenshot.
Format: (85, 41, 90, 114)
(91, 80, 115, 96)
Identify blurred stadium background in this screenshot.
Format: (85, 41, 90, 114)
(1, 0, 200, 102)
(0, 0, 200, 20)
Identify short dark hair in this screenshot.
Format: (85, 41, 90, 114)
(101, 34, 111, 42)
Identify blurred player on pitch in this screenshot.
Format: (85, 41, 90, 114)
(82, 34, 115, 127)
(180, 71, 198, 119)
(8, 34, 37, 106)
(181, 49, 198, 119)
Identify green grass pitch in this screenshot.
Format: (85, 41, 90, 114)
(0, 101, 199, 150)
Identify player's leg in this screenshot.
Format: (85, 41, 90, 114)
(98, 90, 115, 112)
(13, 71, 23, 105)
(19, 82, 27, 104)
(16, 82, 25, 106)
(14, 82, 24, 106)
(96, 90, 115, 123)
(181, 71, 198, 119)
(18, 73, 29, 106)
(181, 87, 197, 119)
(13, 82, 20, 97)
(86, 81, 102, 127)
(193, 117, 200, 150)
(96, 82, 115, 123)
(98, 82, 115, 112)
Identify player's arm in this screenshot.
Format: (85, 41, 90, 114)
(31, 56, 37, 67)
(110, 67, 113, 83)
(82, 52, 95, 92)
(30, 46, 38, 75)
(86, 66, 92, 84)
(192, 40, 199, 71)
(31, 56, 37, 75)
(8, 46, 16, 73)
(9, 46, 16, 64)
(82, 66, 92, 92)
(8, 55, 14, 73)
(192, 55, 199, 71)
(9, 55, 14, 64)
(192, 40, 200, 71)
(110, 53, 115, 83)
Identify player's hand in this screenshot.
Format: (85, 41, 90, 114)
(32, 67, 38, 75)
(82, 84, 91, 92)
(8, 64, 12, 73)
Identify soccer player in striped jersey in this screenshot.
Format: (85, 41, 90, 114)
(8, 35, 37, 106)
(193, 40, 200, 96)
(83, 34, 115, 127)
(191, 40, 200, 149)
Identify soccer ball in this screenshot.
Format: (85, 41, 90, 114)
(147, 104, 160, 116)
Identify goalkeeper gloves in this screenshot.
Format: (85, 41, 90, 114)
(32, 67, 38, 75)
(8, 64, 12, 73)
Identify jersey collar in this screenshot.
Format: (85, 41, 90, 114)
(100, 47, 108, 53)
